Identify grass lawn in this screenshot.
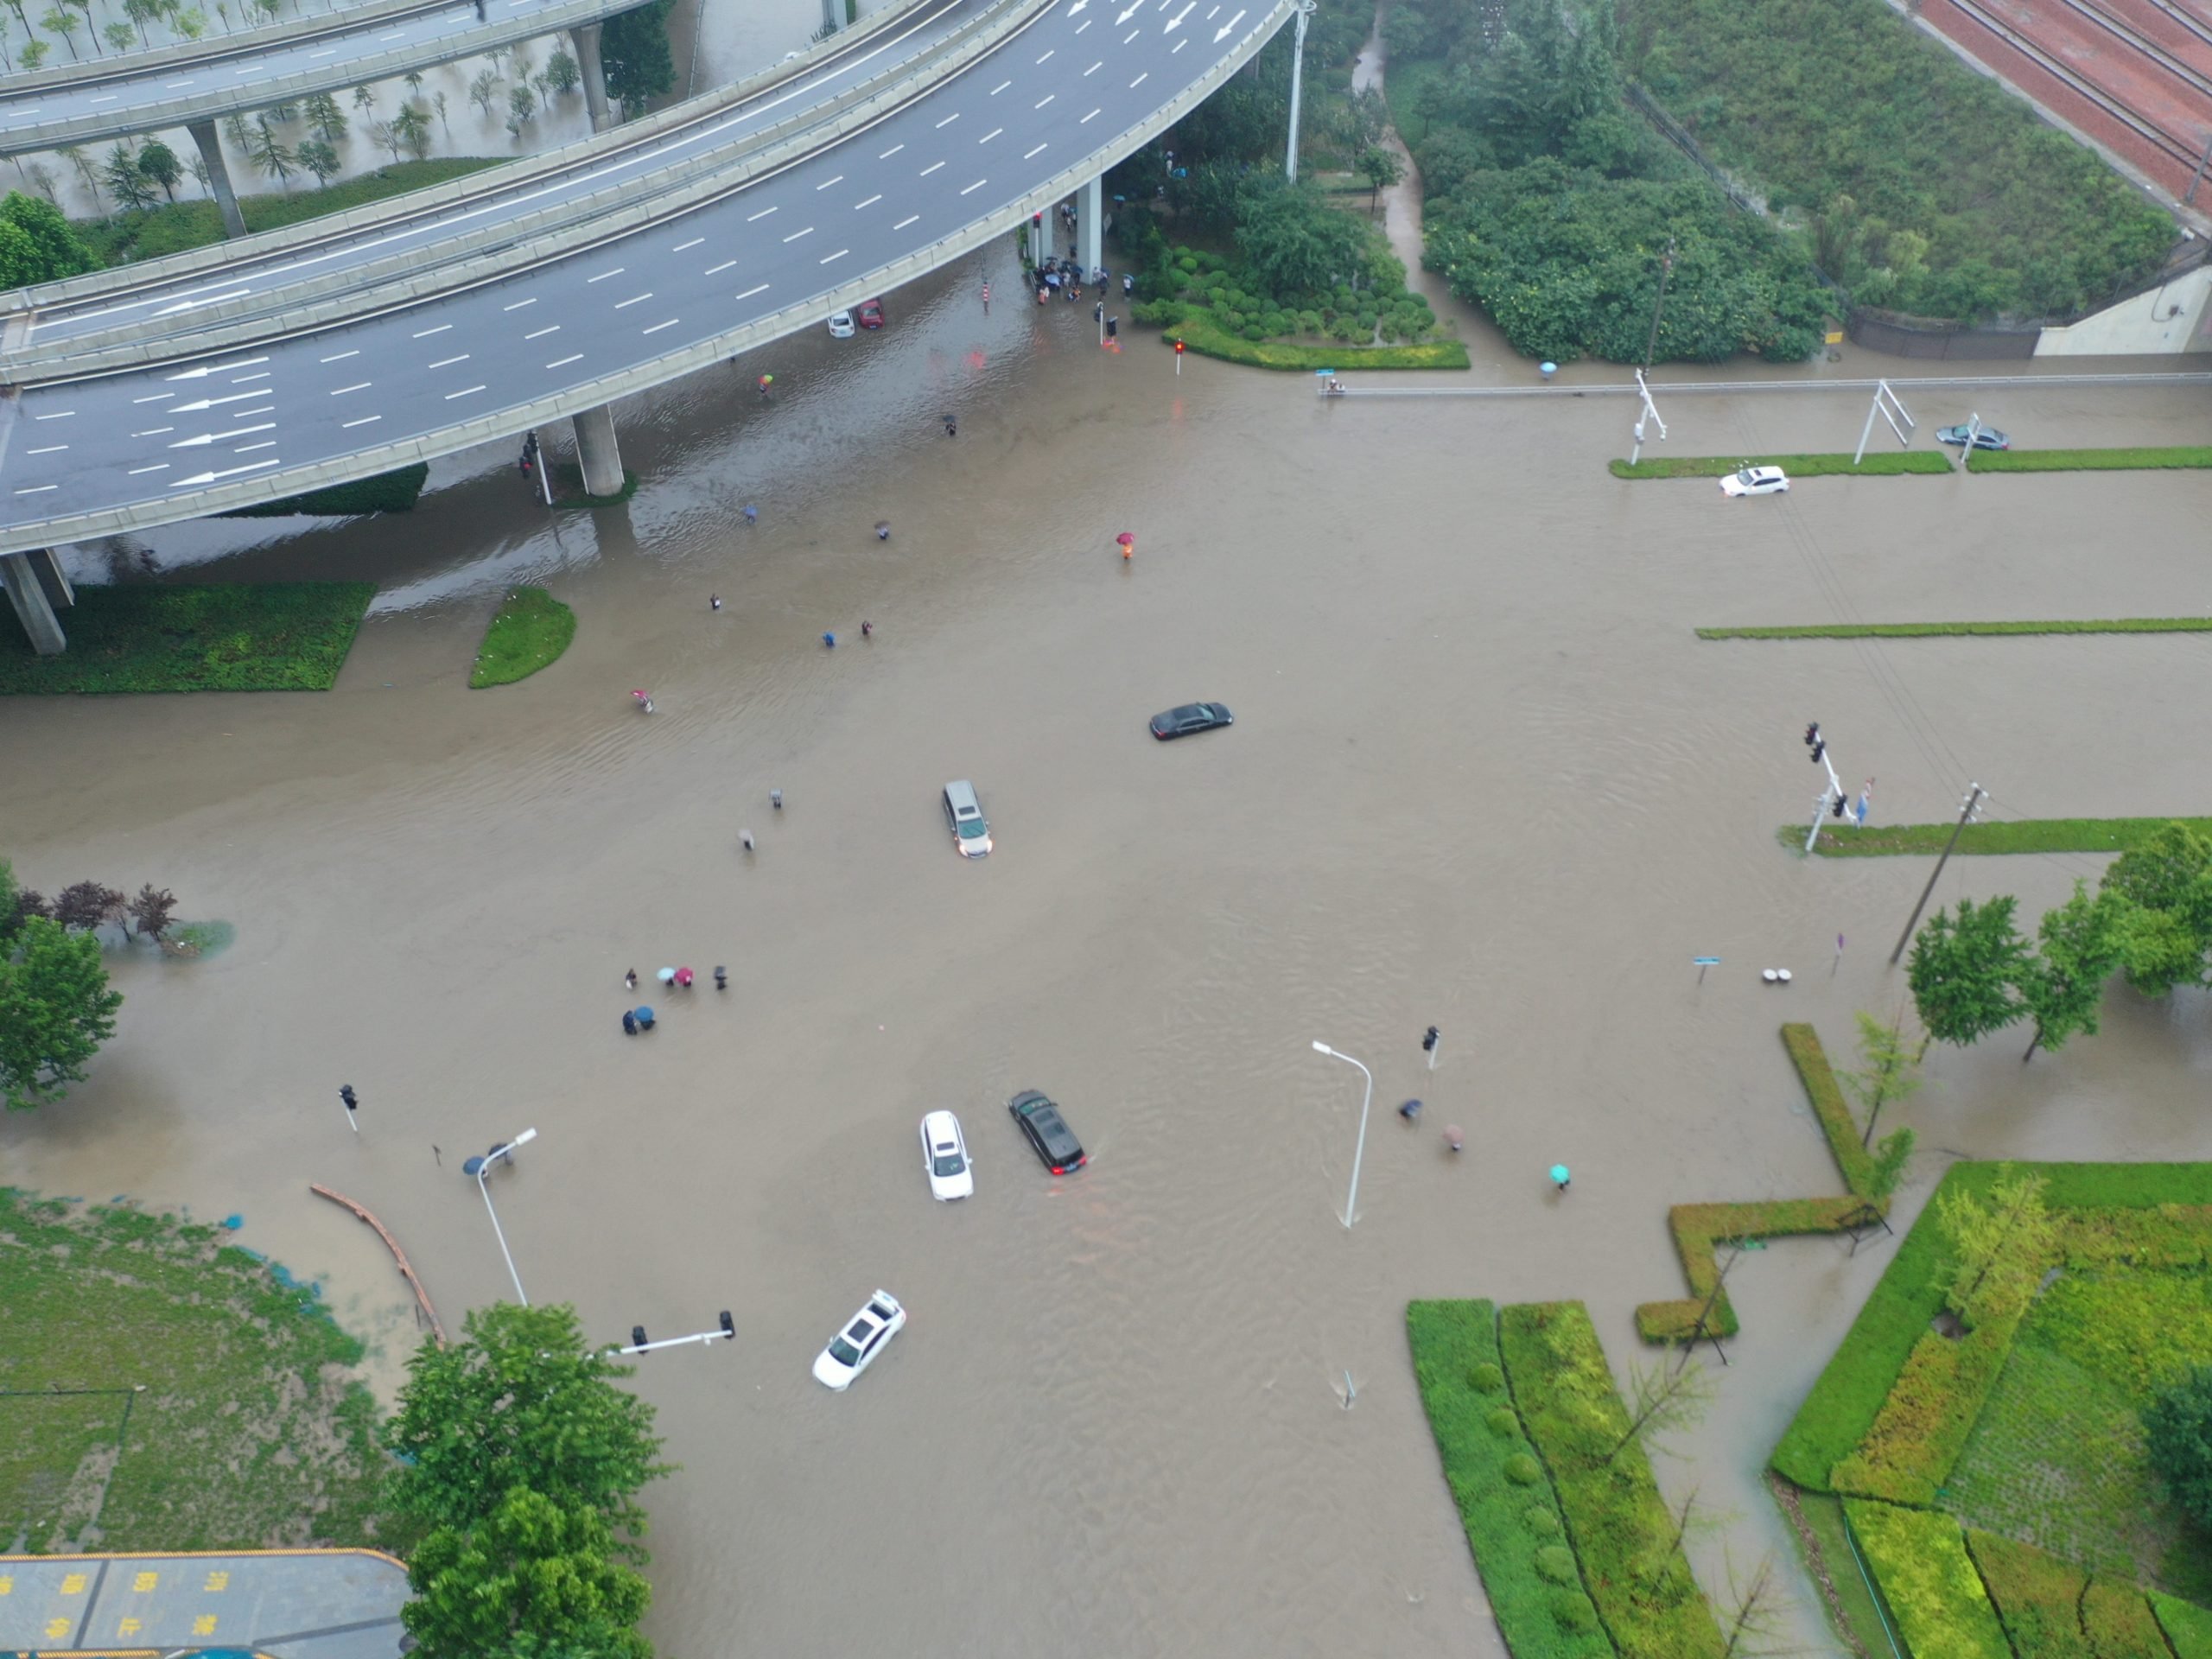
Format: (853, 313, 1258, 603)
(0, 1190, 389, 1553)
(1774, 1482, 1890, 1659)
(469, 585, 576, 688)
(1968, 446, 2212, 473)
(1701, 618, 2212, 641)
(1792, 818, 2212, 857)
(1611, 452, 1953, 479)
(1150, 307, 1470, 370)
(76, 159, 502, 264)
(0, 582, 375, 694)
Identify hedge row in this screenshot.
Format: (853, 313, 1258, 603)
(1499, 1303, 1724, 1659)
(1844, 1502, 2010, 1659)
(1407, 1300, 1615, 1659)
(1780, 1023, 1881, 1200)
(1798, 818, 2212, 859)
(1827, 1301, 2023, 1504)
(1609, 452, 1952, 480)
(1141, 302, 1470, 370)
(0, 581, 377, 695)
(1700, 618, 2212, 641)
(1967, 1530, 2171, 1659)
(1967, 445, 2212, 473)
(219, 462, 429, 518)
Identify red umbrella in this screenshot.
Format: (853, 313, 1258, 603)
(676, 967, 695, 988)
(1115, 532, 1135, 547)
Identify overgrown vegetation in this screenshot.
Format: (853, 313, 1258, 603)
(1707, 619, 2212, 641)
(0, 581, 376, 693)
(1613, 452, 1951, 479)
(1844, 1502, 2012, 1659)
(1802, 818, 2212, 858)
(1130, 235, 1447, 353)
(1967, 447, 2212, 473)
(73, 159, 499, 264)
(0, 189, 98, 285)
(0, 1191, 387, 1552)
(470, 586, 575, 689)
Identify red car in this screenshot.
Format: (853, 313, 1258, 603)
(855, 298, 886, 329)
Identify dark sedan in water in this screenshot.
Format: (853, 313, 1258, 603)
(1008, 1090, 1086, 1174)
(1149, 702, 1234, 740)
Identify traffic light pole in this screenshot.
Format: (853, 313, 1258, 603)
(1889, 784, 1984, 965)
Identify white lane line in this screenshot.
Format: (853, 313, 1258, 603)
(1025, 143, 1048, 158)
(235, 441, 276, 453)
(893, 214, 918, 229)
(232, 406, 275, 419)
(88, 93, 118, 104)
(1207, 3, 1218, 14)
(25, 444, 66, 454)
(231, 371, 270, 382)
(378, 28, 406, 38)
(132, 393, 175, 403)
(164, 79, 194, 86)
(342, 416, 381, 428)
(1083, 107, 1101, 121)
(980, 127, 1002, 142)
(613, 293, 653, 308)
(920, 161, 944, 175)
(1036, 92, 1055, 106)
(1173, 35, 1187, 49)
(819, 248, 849, 264)
(504, 298, 537, 311)
(1124, 28, 1139, 41)
(330, 382, 372, 395)
(1076, 16, 1090, 29)
(426, 354, 471, 368)
(587, 267, 626, 283)
(706, 260, 738, 276)
(444, 385, 486, 400)
(131, 427, 175, 437)
(855, 193, 881, 208)
(414, 323, 453, 337)
(32, 410, 73, 421)
(959, 179, 988, 194)
(674, 237, 704, 251)
(991, 79, 1011, 93)
(814, 174, 844, 190)
(747, 206, 778, 220)
(546, 353, 583, 368)
(128, 463, 170, 474)
(321, 349, 360, 361)
(14, 485, 56, 495)
(936, 112, 959, 127)
(735, 283, 768, 299)
(782, 226, 814, 242)
(642, 319, 680, 334)
(524, 325, 560, 340)
(879, 143, 904, 158)
(308, 46, 336, 56)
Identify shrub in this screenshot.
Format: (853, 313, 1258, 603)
(1552, 1592, 1601, 1635)
(1611, 452, 1953, 480)
(1829, 1310, 2021, 1503)
(1504, 1452, 1544, 1486)
(1471, 1362, 1506, 1393)
(1637, 1195, 1871, 1342)
(1845, 1501, 2012, 1659)
(2144, 1365, 2212, 1531)
(1486, 1407, 1521, 1437)
(1966, 1530, 2091, 1659)
(1523, 1505, 1563, 1537)
(2081, 1579, 2168, 1659)
(1533, 1545, 1578, 1585)
(1781, 1024, 1884, 1200)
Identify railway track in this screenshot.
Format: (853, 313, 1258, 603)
(2131, 0, 2212, 57)
(2060, 0, 2212, 104)
(1947, 0, 2209, 170)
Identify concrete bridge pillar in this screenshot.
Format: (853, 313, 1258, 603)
(1079, 175, 1103, 277)
(2, 550, 67, 656)
(188, 118, 248, 240)
(570, 404, 625, 498)
(572, 22, 612, 130)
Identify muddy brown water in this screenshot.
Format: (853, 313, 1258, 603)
(7, 204, 2212, 1653)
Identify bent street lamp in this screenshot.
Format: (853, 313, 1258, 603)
(1311, 1041, 1373, 1229)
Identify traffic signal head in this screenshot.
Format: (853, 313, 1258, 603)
(1422, 1026, 1440, 1051)
(1173, 337, 1185, 353)
(631, 1325, 648, 1351)
(719, 1310, 736, 1338)
(340, 1084, 358, 1109)
(1033, 212, 1043, 227)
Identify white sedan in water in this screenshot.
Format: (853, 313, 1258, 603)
(1719, 465, 1790, 497)
(919, 1110, 974, 1201)
(826, 310, 856, 339)
(812, 1291, 906, 1390)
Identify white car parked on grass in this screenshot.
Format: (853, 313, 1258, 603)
(1719, 465, 1790, 498)
(812, 1290, 906, 1390)
(919, 1110, 974, 1201)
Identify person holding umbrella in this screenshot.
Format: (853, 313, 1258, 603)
(1116, 532, 1135, 560)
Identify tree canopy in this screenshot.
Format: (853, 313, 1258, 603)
(2145, 1367, 2212, 1534)
(1907, 896, 2029, 1053)
(0, 914, 123, 1109)
(403, 1485, 652, 1659)
(601, 0, 676, 108)
(0, 192, 98, 287)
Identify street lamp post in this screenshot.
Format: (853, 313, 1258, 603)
(467, 1128, 538, 1306)
(1284, 0, 1317, 181)
(1310, 1041, 1374, 1229)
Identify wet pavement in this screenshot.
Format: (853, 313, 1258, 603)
(0, 1548, 406, 1658)
(5, 200, 2212, 1656)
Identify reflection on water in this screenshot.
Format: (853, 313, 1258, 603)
(8, 218, 2212, 1658)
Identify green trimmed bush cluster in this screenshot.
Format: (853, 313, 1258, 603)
(1780, 1023, 1880, 1201)
(1829, 1304, 2024, 1504)
(1611, 452, 1951, 480)
(1141, 302, 1469, 369)
(0, 582, 375, 695)
(1499, 1302, 1726, 1659)
(1701, 619, 2212, 641)
(1844, 1502, 2011, 1659)
(1802, 819, 2212, 859)
(1140, 241, 1441, 345)
(1967, 446, 2212, 474)
(1406, 1300, 1614, 1659)
(221, 462, 429, 518)
(1967, 1529, 2098, 1659)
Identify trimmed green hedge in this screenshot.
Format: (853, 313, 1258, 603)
(1798, 817, 2212, 858)
(1500, 1302, 1724, 1659)
(1967, 1530, 2093, 1659)
(1781, 1023, 1879, 1200)
(1146, 304, 1470, 370)
(1407, 1300, 1614, 1659)
(1967, 446, 2212, 473)
(1701, 617, 2212, 641)
(1611, 452, 1952, 480)
(1829, 1305, 2022, 1503)
(2152, 1592, 2212, 1659)
(469, 586, 575, 689)
(0, 581, 375, 694)
(220, 463, 429, 518)
(1845, 1502, 2010, 1659)
(2083, 1579, 2170, 1659)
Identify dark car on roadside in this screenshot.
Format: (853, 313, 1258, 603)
(855, 298, 887, 329)
(1008, 1090, 1086, 1174)
(1148, 702, 1234, 741)
(1936, 423, 2009, 451)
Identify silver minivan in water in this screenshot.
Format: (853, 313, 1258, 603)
(943, 780, 992, 857)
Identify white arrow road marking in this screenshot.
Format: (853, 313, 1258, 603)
(152, 288, 250, 316)
(171, 391, 267, 412)
(1068, 0, 1085, 12)
(170, 423, 276, 447)
(173, 459, 282, 486)
(1114, 0, 1141, 21)
(1213, 7, 1244, 38)
(1164, 2, 1193, 29)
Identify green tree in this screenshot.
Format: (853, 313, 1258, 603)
(0, 192, 98, 282)
(1840, 1009, 1920, 1148)
(2102, 821, 2212, 995)
(123, 0, 162, 43)
(403, 1486, 652, 1659)
(2018, 880, 2126, 1062)
(102, 142, 156, 210)
(601, 0, 675, 108)
(545, 47, 579, 95)
(2145, 1366, 2212, 1533)
(172, 7, 204, 39)
(245, 117, 294, 187)
(505, 84, 534, 130)
(382, 1302, 670, 1544)
(468, 68, 500, 118)
(1233, 176, 1367, 298)
(0, 915, 124, 1110)
(1866, 1128, 1916, 1205)
(432, 89, 449, 134)
(1355, 145, 1403, 215)
(1935, 1166, 2055, 1331)
(367, 118, 402, 162)
(136, 138, 181, 200)
(38, 6, 79, 60)
(101, 20, 132, 51)
(392, 101, 432, 159)
(352, 81, 375, 113)
(1907, 895, 2029, 1056)
(19, 36, 50, 69)
(296, 137, 338, 186)
(303, 90, 346, 143)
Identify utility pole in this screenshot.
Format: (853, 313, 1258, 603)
(1641, 238, 1675, 373)
(1889, 784, 1984, 965)
(1284, 0, 1317, 181)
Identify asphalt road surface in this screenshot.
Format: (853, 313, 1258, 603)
(0, 0, 1283, 547)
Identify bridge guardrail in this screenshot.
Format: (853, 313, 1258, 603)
(3, 0, 1034, 373)
(0, 0, 1294, 556)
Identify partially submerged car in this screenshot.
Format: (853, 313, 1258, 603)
(1719, 465, 1790, 498)
(812, 1290, 906, 1390)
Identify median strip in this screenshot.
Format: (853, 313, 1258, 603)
(1698, 618, 2212, 640)
(1788, 818, 2212, 857)
(1611, 452, 1952, 479)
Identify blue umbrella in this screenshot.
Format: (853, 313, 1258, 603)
(634, 1006, 657, 1028)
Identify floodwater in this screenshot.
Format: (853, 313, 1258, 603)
(8, 204, 2212, 1655)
